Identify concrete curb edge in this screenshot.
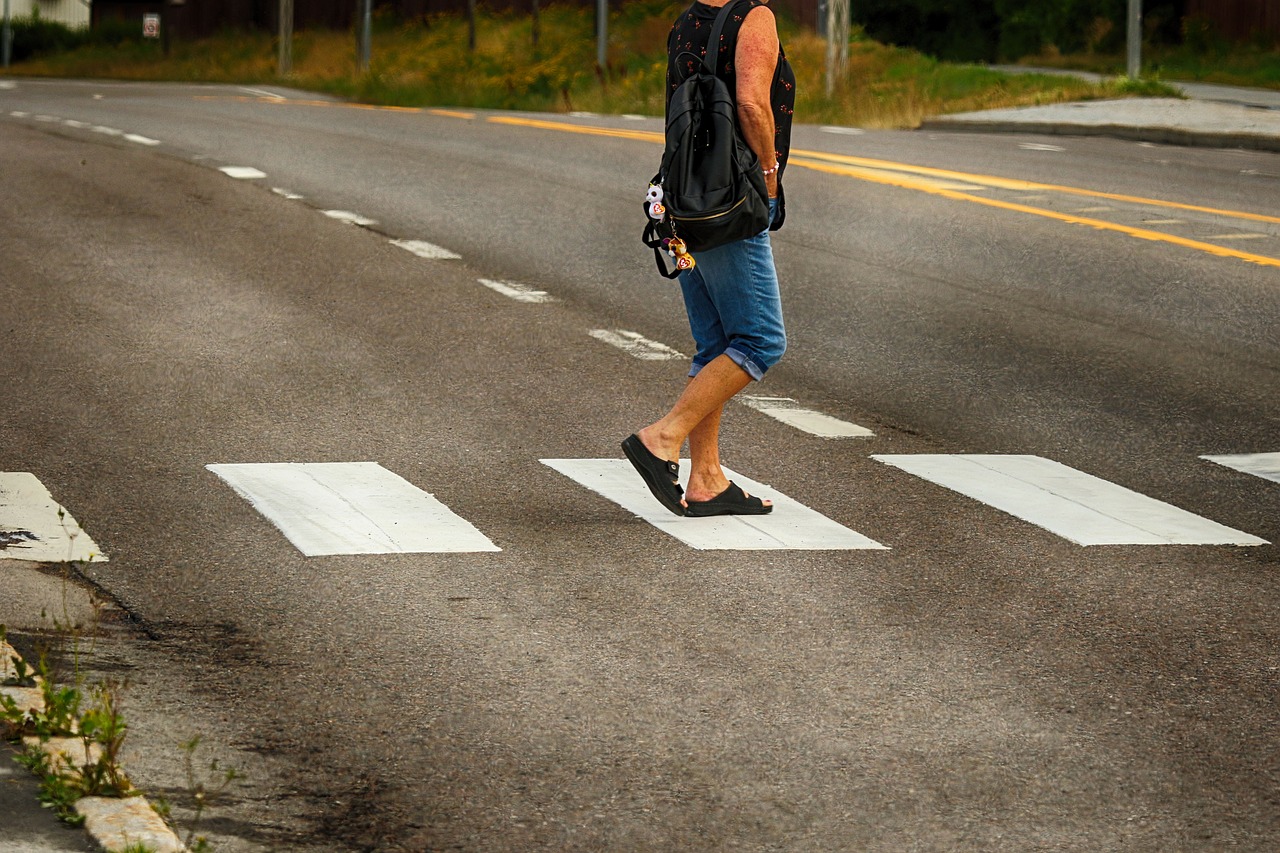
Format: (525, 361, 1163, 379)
(2, 638, 186, 853)
(918, 117, 1280, 154)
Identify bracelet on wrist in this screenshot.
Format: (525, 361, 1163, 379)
(762, 162, 780, 176)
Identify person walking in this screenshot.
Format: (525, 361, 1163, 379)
(622, 0, 795, 517)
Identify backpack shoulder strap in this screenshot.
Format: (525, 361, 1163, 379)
(703, 0, 753, 75)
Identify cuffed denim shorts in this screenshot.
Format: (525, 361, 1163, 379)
(678, 198, 786, 381)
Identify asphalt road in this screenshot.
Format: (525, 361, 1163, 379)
(2, 79, 1278, 851)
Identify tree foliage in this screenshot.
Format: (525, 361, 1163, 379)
(852, 0, 1190, 62)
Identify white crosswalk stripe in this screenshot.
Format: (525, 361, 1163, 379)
(542, 459, 887, 551)
(873, 454, 1267, 546)
(206, 462, 500, 556)
(1202, 452, 1280, 484)
(0, 473, 107, 563)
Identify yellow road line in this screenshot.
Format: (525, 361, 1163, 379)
(487, 115, 663, 144)
(791, 148, 1280, 226)
(792, 155, 1280, 269)
(487, 116, 1280, 268)
(193, 95, 475, 119)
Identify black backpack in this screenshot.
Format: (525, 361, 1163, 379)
(643, 0, 770, 278)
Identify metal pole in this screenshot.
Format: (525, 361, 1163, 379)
(1126, 0, 1142, 79)
(278, 0, 293, 76)
(825, 0, 848, 97)
(3, 0, 11, 70)
(358, 0, 371, 72)
(596, 0, 606, 72)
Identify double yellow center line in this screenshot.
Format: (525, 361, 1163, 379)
(491, 114, 1280, 270)
(211, 98, 1280, 270)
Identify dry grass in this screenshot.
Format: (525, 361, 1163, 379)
(7, 1, 1174, 128)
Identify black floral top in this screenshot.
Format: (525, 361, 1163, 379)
(666, 0, 796, 181)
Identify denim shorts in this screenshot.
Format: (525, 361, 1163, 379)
(678, 198, 785, 381)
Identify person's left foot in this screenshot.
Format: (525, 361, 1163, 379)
(684, 482, 773, 517)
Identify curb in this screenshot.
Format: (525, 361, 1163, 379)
(918, 117, 1280, 154)
(1, 638, 186, 853)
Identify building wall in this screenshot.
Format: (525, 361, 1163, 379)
(1187, 0, 1280, 41)
(7, 0, 92, 29)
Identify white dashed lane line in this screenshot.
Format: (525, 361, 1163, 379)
(272, 188, 304, 200)
(220, 166, 267, 179)
(739, 395, 874, 438)
(323, 210, 377, 226)
(590, 329, 686, 361)
(390, 239, 462, 260)
(124, 133, 161, 146)
(478, 278, 553, 303)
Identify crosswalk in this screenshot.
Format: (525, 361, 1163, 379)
(2, 450, 1273, 561)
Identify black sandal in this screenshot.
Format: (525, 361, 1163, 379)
(621, 434, 686, 516)
(684, 482, 772, 517)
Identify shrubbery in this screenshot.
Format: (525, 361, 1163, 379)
(852, 0, 1192, 62)
(6, 12, 142, 63)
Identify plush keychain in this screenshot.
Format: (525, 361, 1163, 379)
(665, 237, 696, 271)
(646, 184, 666, 220)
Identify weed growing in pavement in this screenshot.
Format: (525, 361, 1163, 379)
(179, 735, 241, 853)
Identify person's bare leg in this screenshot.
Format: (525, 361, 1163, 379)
(635, 354, 771, 507)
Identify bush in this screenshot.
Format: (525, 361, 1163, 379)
(7, 14, 88, 62)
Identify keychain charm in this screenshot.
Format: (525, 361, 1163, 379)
(666, 237, 696, 271)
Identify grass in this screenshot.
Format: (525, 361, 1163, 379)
(5, 0, 1183, 128)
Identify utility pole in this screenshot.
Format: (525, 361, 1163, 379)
(357, 0, 372, 72)
(1127, 0, 1142, 78)
(825, 0, 849, 97)
(596, 0, 606, 74)
(278, 0, 293, 76)
(2, 0, 11, 70)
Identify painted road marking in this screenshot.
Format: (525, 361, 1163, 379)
(1144, 218, 1184, 225)
(0, 473, 107, 563)
(872, 454, 1267, 546)
(124, 133, 160, 146)
(1075, 206, 1113, 213)
(391, 239, 461, 260)
(1202, 452, 1280, 485)
(478, 278, 553, 303)
(63, 119, 89, 129)
(542, 459, 886, 551)
(820, 126, 866, 135)
(0, 82, 15, 90)
(272, 188, 304, 200)
(485, 115, 1280, 268)
(239, 87, 286, 100)
(590, 329, 685, 361)
(323, 210, 377, 226)
(9, 111, 29, 117)
(1019, 143, 1066, 151)
(206, 462, 500, 556)
(739, 396, 874, 438)
(1206, 233, 1268, 240)
(34, 114, 58, 122)
(91, 126, 122, 136)
(220, 166, 266, 180)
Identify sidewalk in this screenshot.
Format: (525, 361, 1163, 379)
(922, 69, 1280, 152)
